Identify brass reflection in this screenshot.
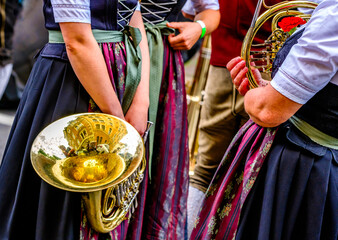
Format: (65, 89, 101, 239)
(31, 113, 146, 233)
(31, 113, 144, 192)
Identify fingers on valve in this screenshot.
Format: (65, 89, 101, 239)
(232, 65, 248, 87)
(226, 56, 242, 70)
(238, 78, 250, 95)
(230, 60, 246, 80)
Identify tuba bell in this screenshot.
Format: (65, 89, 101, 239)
(241, 0, 317, 88)
(31, 113, 150, 233)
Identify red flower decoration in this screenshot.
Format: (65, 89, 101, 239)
(278, 16, 307, 33)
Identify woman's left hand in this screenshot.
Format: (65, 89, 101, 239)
(167, 21, 202, 50)
(125, 101, 149, 137)
(127, 10, 150, 137)
(227, 57, 268, 95)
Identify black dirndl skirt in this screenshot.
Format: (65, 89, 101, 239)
(0, 44, 89, 240)
(236, 124, 338, 240)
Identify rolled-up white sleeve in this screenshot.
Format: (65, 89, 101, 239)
(271, 0, 338, 104)
(51, 0, 91, 23)
(182, 0, 219, 15)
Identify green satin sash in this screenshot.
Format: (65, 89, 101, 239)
(144, 21, 175, 179)
(290, 116, 338, 150)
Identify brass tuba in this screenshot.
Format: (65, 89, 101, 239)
(186, 35, 212, 168)
(31, 113, 150, 233)
(241, 0, 317, 88)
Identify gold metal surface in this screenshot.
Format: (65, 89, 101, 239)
(186, 35, 212, 170)
(31, 113, 146, 232)
(241, 1, 317, 88)
(0, 0, 6, 48)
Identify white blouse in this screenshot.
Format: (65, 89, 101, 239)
(181, 0, 219, 16)
(271, 0, 338, 104)
(51, 0, 91, 23)
(51, 0, 141, 23)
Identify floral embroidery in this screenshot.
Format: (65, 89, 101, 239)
(236, 172, 244, 185)
(172, 79, 177, 91)
(190, 122, 279, 240)
(224, 182, 233, 199)
(206, 183, 218, 197)
(194, 216, 200, 229)
(231, 231, 237, 240)
(219, 203, 232, 219)
(260, 140, 273, 156)
(88, 99, 100, 112)
(207, 216, 217, 235)
(114, 43, 124, 56)
(245, 177, 256, 190)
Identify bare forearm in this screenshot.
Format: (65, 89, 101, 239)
(60, 23, 124, 118)
(129, 11, 150, 109)
(123, 11, 149, 135)
(67, 40, 123, 116)
(167, 9, 219, 50)
(244, 84, 302, 127)
(194, 9, 220, 35)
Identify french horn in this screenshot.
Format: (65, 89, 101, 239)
(31, 113, 150, 233)
(241, 0, 317, 88)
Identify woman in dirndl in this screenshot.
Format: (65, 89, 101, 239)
(0, 0, 150, 239)
(129, 0, 220, 239)
(190, 0, 338, 239)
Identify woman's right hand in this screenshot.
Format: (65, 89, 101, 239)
(227, 56, 268, 95)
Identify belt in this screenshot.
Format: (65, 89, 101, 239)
(290, 115, 338, 150)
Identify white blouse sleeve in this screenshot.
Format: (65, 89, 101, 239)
(271, 0, 338, 104)
(182, 0, 219, 15)
(135, 2, 141, 11)
(51, 0, 91, 24)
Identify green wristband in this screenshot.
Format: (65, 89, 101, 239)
(196, 20, 206, 39)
